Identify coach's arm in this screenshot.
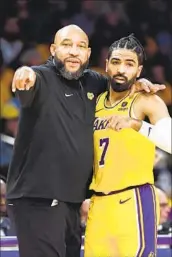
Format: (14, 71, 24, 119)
(12, 66, 41, 107)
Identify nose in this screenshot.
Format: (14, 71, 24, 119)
(69, 45, 79, 56)
(117, 64, 126, 74)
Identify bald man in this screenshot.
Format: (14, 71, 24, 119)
(156, 187, 170, 225)
(0, 179, 6, 215)
(7, 25, 165, 257)
(0, 179, 16, 236)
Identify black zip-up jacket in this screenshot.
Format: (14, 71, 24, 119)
(6, 58, 107, 202)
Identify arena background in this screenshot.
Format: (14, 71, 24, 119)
(0, 0, 172, 256)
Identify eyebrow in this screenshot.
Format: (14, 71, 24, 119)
(61, 38, 71, 43)
(80, 41, 87, 46)
(61, 38, 87, 45)
(111, 57, 136, 64)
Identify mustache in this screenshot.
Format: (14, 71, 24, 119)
(113, 74, 127, 81)
(53, 55, 89, 80)
(64, 57, 81, 64)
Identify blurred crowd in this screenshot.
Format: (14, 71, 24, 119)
(0, 0, 172, 236)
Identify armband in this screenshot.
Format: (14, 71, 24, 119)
(139, 121, 153, 137)
(149, 117, 171, 154)
(139, 118, 171, 154)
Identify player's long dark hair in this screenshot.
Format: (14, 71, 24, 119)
(107, 34, 146, 65)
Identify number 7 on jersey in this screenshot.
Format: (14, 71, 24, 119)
(99, 138, 109, 166)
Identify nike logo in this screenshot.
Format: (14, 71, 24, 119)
(119, 198, 131, 204)
(148, 127, 152, 136)
(65, 93, 73, 97)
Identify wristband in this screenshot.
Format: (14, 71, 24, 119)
(139, 121, 153, 138)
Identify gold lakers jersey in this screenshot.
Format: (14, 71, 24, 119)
(90, 91, 155, 193)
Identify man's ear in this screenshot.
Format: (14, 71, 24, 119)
(50, 44, 56, 56)
(137, 65, 143, 78)
(88, 47, 91, 59)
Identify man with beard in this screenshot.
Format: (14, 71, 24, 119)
(7, 26, 165, 257)
(84, 35, 171, 257)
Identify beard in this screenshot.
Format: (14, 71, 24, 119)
(109, 73, 138, 92)
(53, 55, 89, 80)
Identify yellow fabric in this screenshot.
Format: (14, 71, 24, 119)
(1, 102, 19, 119)
(1, 68, 14, 105)
(90, 92, 155, 193)
(84, 186, 160, 257)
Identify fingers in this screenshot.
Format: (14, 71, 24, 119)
(107, 116, 122, 131)
(25, 81, 33, 90)
(103, 115, 138, 131)
(106, 115, 134, 131)
(108, 120, 119, 130)
(129, 81, 150, 98)
(106, 116, 113, 123)
(139, 82, 151, 93)
(111, 120, 127, 131)
(150, 84, 166, 93)
(158, 84, 166, 90)
(18, 71, 28, 91)
(11, 67, 35, 92)
(107, 116, 117, 128)
(135, 80, 151, 93)
(143, 80, 166, 94)
(12, 76, 17, 92)
(135, 79, 166, 95)
(12, 68, 28, 92)
(115, 122, 123, 131)
(137, 78, 152, 88)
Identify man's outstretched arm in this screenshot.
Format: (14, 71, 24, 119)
(12, 66, 41, 107)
